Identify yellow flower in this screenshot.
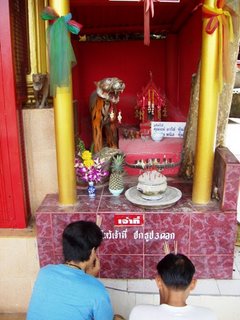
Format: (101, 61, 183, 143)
(82, 150, 92, 161)
(83, 159, 94, 168)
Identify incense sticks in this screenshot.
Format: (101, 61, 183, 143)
(163, 240, 178, 255)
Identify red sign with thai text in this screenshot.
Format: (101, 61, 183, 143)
(114, 214, 144, 226)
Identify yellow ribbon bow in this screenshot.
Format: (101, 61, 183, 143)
(203, 0, 234, 92)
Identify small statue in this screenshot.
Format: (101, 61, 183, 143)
(32, 73, 49, 108)
(90, 77, 125, 153)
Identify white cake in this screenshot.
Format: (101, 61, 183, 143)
(137, 170, 167, 196)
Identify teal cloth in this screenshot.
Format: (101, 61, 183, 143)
(47, 17, 77, 97)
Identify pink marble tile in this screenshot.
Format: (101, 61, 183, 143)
(190, 255, 234, 279)
(38, 194, 59, 206)
(37, 194, 102, 213)
(55, 254, 64, 264)
(144, 213, 190, 254)
(38, 251, 55, 267)
(36, 213, 53, 238)
(159, 196, 195, 213)
(144, 255, 165, 279)
(214, 147, 240, 211)
(37, 205, 77, 213)
(36, 194, 76, 213)
(74, 196, 101, 212)
(145, 252, 234, 279)
(37, 240, 54, 267)
(36, 229, 55, 266)
(222, 164, 240, 211)
(191, 199, 221, 213)
(98, 195, 140, 212)
(190, 212, 237, 254)
(99, 254, 143, 278)
(37, 237, 55, 249)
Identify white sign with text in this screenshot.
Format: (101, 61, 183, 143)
(151, 121, 186, 138)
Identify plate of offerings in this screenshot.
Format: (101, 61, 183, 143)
(125, 186, 182, 209)
(125, 170, 182, 209)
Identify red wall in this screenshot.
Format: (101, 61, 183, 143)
(72, 40, 166, 147)
(72, 8, 202, 146)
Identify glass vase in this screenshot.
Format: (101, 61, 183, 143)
(87, 181, 96, 197)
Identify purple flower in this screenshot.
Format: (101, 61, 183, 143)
(75, 155, 109, 184)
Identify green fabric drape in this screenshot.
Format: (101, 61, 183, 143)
(41, 7, 81, 97)
(47, 16, 77, 97)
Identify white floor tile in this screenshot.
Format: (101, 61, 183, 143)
(128, 280, 158, 293)
(193, 279, 220, 295)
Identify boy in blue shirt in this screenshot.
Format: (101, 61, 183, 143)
(27, 220, 114, 320)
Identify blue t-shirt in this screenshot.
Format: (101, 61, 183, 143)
(27, 264, 113, 320)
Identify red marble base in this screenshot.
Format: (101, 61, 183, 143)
(35, 179, 237, 280)
(35, 147, 240, 280)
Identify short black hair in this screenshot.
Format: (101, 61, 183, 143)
(62, 220, 103, 262)
(157, 253, 195, 290)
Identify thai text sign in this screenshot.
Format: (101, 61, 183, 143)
(114, 214, 144, 226)
(151, 121, 186, 138)
(103, 228, 175, 242)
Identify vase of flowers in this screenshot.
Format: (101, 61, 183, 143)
(75, 149, 109, 194)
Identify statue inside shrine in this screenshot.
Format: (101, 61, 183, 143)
(90, 77, 125, 153)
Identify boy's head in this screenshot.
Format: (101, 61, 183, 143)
(156, 253, 195, 290)
(62, 220, 103, 263)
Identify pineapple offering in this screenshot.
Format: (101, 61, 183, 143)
(109, 153, 125, 196)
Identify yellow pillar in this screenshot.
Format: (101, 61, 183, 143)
(192, 0, 219, 204)
(49, 0, 77, 205)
